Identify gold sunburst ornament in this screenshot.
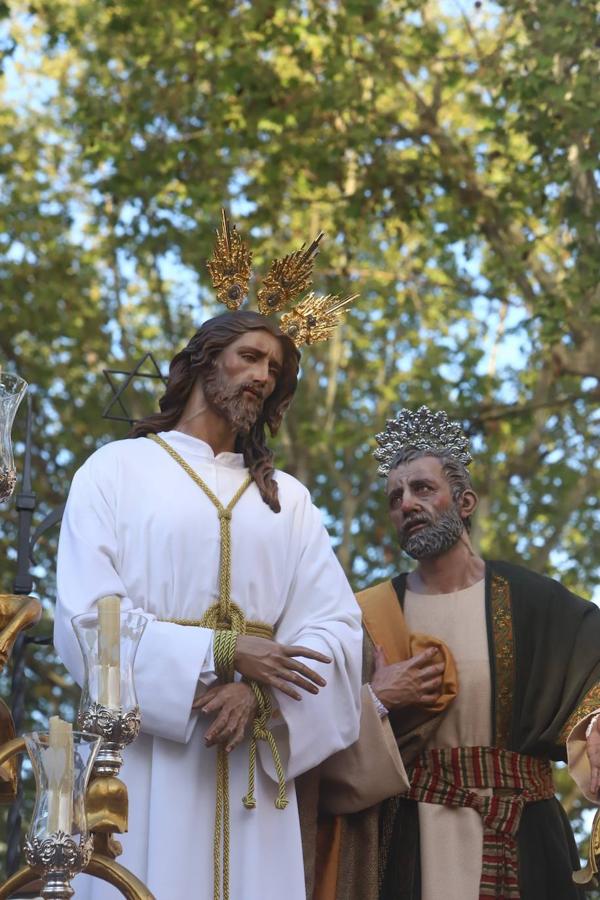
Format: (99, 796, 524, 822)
(207, 209, 357, 346)
(257, 234, 324, 314)
(206, 209, 253, 310)
(280, 292, 358, 346)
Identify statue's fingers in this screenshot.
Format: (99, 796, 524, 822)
(284, 645, 331, 664)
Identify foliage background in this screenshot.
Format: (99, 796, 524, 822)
(0, 0, 598, 880)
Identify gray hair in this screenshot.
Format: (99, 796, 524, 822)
(390, 446, 475, 532)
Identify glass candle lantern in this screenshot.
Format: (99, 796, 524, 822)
(24, 730, 101, 899)
(0, 372, 27, 502)
(72, 610, 148, 775)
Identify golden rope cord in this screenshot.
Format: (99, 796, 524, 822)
(148, 433, 289, 900)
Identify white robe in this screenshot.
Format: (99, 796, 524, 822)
(54, 430, 362, 900)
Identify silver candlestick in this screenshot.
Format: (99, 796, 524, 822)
(0, 372, 27, 503)
(77, 703, 141, 776)
(24, 831, 93, 899)
(22, 730, 101, 900)
(72, 609, 147, 777)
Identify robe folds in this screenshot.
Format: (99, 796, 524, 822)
(54, 430, 363, 900)
(308, 561, 600, 900)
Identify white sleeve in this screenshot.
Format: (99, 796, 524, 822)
(55, 459, 215, 744)
(257, 492, 362, 781)
(317, 684, 409, 814)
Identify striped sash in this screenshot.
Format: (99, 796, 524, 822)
(406, 746, 555, 899)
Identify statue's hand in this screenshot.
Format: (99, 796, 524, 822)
(233, 635, 330, 701)
(370, 645, 445, 711)
(586, 716, 600, 797)
(193, 682, 258, 752)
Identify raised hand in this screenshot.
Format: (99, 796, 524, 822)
(586, 717, 600, 797)
(233, 634, 331, 701)
(194, 682, 258, 752)
(370, 645, 445, 712)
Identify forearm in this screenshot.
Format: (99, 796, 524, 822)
(566, 707, 600, 802)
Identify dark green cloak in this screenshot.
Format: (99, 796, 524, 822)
(380, 559, 600, 900)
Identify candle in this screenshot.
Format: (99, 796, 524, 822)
(46, 716, 73, 834)
(98, 595, 121, 707)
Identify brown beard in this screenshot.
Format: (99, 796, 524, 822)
(202, 365, 264, 435)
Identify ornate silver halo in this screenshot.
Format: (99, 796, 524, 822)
(373, 405, 472, 477)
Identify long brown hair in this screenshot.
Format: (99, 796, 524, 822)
(130, 311, 300, 512)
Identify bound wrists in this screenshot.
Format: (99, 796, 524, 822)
(214, 629, 238, 682)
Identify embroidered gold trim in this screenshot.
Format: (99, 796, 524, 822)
(559, 682, 600, 744)
(490, 574, 515, 748)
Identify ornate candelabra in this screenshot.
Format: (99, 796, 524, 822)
(22, 729, 101, 899)
(72, 607, 148, 864)
(73, 608, 146, 778)
(0, 372, 154, 899)
(0, 602, 155, 899)
(0, 595, 42, 802)
(0, 372, 27, 504)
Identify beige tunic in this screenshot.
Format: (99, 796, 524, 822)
(404, 580, 490, 900)
(310, 573, 598, 900)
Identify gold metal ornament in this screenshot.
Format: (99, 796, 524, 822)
(86, 775, 129, 837)
(256, 233, 324, 314)
(206, 209, 357, 346)
(279, 292, 358, 346)
(573, 807, 600, 889)
(0, 856, 154, 900)
(0, 595, 42, 804)
(206, 209, 253, 310)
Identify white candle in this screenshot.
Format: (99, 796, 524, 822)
(46, 716, 73, 834)
(98, 595, 121, 707)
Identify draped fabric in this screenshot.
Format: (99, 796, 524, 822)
(54, 430, 362, 900)
(301, 581, 457, 900)
(380, 561, 600, 900)
(405, 747, 555, 899)
(306, 561, 600, 900)
(396, 562, 600, 757)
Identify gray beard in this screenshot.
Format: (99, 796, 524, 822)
(203, 368, 262, 435)
(401, 504, 465, 560)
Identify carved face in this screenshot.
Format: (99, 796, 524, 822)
(386, 456, 466, 560)
(203, 329, 284, 434)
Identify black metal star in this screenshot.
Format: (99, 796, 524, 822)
(102, 352, 168, 424)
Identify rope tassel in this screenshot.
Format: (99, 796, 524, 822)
(243, 681, 288, 812)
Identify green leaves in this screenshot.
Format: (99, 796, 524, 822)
(0, 0, 598, 865)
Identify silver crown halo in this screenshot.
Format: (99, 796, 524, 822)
(373, 405, 473, 477)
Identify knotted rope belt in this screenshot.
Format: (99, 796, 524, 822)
(148, 434, 288, 900)
(405, 746, 555, 900)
